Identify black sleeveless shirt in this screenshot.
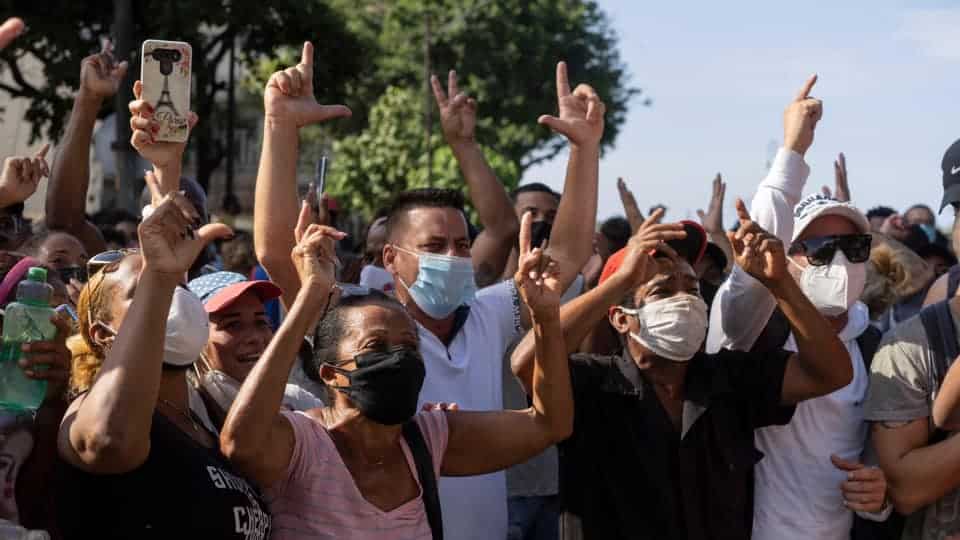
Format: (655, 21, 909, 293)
(56, 412, 271, 540)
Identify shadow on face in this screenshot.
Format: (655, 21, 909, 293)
(206, 291, 274, 381)
(37, 232, 88, 270)
(513, 191, 559, 224)
(787, 215, 861, 280)
(383, 207, 470, 304)
(319, 303, 419, 405)
(608, 257, 700, 366)
(87, 254, 143, 352)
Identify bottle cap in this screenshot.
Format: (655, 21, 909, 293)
(26, 267, 47, 283)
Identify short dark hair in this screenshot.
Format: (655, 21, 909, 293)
(311, 290, 411, 398)
(866, 206, 896, 220)
(386, 188, 467, 240)
(905, 204, 935, 217)
(600, 216, 632, 253)
(510, 183, 560, 202)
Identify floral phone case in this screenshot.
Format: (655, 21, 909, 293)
(140, 40, 192, 143)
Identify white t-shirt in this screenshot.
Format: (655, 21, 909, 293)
(752, 302, 871, 540)
(358, 264, 395, 294)
(416, 279, 522, 540)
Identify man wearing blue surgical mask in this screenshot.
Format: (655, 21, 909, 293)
(707, 75, 892, 540)
(377, 61, 603, 540)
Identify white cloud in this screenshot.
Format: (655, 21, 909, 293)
(898, 8, 960, 60)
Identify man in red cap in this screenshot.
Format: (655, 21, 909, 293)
(510, 207, 851, 540)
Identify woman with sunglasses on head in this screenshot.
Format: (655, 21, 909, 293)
(219, 210, 571, 540)
(54, 80, 271, 539)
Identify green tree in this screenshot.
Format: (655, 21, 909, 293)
(330, 85, 517, 218)
(329, 0, 642, 172)
(0, 0, 369, 191)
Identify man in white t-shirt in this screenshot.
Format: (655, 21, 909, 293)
(374, 64, 602, 540)
(706, 75, 890, 540)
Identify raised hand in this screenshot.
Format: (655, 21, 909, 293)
(728, 199, 787, 286)
(829, 152, 851, 202)
(538, 61, 606, 147)
(515, 212, 562, 320)
(614, 208, 686, 288)
(0, 17, 24, 51)
(264, 42, 351, 128)
(0, 144, 50, 206)
(696, 173, 727, 234)
(879, 213, 909, 241)
(831, 455, 888, 513)
(79, 41, 129, 102)
(19, 313, 73, 402)
(129, 80, 197, 169)
(783, 75, 823, 156)
(432, 70, 477, 148)
(292, 201, 344, 295)
(617, 177, 644, 233)
(138, 192, 232, 276)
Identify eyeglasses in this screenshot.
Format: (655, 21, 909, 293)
(87, 248, 139, 279)
(788, 234, 872, 266)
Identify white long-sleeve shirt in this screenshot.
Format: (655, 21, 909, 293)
(705, 148, 883, 540)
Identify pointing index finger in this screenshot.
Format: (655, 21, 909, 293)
(556, 61, 571, 99)
(300, 41, 314, 69)
(430, 74, 447, 107)
(519, 211, 532, 256)
(794, 74, 818, 101)
(734, 198, 752, 223)
(448, 70, 459, 101)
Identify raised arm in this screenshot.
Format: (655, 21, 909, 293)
(432, 71, 519, 288)
(129, 80, 199, 205)
(253, 42, 351, 310)
(727, 199, 851, 404)
(221, 204, 341, 487)
(0, 144, 49, 209)
(697, 173, 733, 273)
(617, 177, 644, 233)
(46, 44, 127, 256)
(58, 194, 230, 474)
(511, 210, 684, 392)
(706, 75, 820, 353)
(441, 212, 571, 475)
(524, 61, 605, 328)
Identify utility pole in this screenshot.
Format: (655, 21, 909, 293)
(112, 0, 138, 213)
(423, 4, 433, 187)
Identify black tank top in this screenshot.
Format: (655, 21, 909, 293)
(56, 412, 271, 540)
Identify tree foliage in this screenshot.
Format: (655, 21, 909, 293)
(330, 85, 518, 219)
(0, 0, 369, 191)
(328, 0, 641, 172)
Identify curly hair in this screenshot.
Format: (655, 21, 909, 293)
(67, 262, 123, 397)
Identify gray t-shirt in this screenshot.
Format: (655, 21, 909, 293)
(864, 302, 960, 540)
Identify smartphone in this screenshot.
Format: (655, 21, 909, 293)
(140, 39, 192, 143)
(315, 155, 328, 203)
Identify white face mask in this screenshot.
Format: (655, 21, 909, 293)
(790, 251, 866, 317)
(620, 293, 708, 362)
(163, 286, 210, 367)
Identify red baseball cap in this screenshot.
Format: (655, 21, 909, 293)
(598, 220, 707, 285)
(187, 271, 283, 313)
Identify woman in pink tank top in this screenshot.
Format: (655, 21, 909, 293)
(219, 211, 572, 539)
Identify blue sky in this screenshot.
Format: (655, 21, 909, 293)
(522, 0, 960, 230)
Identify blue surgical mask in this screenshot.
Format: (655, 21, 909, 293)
(919, 223, 937, 243)
(393, 246, 476, 319)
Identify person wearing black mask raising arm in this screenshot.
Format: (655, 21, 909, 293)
(220, 210, 572, 540)
(511, 205, 852, 540)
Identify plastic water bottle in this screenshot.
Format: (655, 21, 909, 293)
(0, 267, 56, 411)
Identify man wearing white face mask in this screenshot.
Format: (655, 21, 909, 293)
(706, 74, 891, 540)
(510, 207, 853, 540)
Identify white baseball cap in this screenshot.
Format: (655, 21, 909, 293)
(792, 194, 870, 242)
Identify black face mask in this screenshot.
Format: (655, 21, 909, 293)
(329, 347, 426, 425)
(529, 220, 552, 248)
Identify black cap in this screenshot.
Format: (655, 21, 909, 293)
(939, 138, 960, 213)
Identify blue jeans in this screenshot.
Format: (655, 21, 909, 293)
(507, 495, 560, 540)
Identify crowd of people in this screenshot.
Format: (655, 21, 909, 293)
(3, 15, 960, 540)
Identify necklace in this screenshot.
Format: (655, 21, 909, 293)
(158, 397, 203, 434)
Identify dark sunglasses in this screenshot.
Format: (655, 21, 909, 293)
(87, 248, 139, 278)
(788, 234, 872, 266)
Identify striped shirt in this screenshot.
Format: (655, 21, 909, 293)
(265, 410, 448, 540)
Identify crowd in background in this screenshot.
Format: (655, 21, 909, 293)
(4, 13, 960, 540)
